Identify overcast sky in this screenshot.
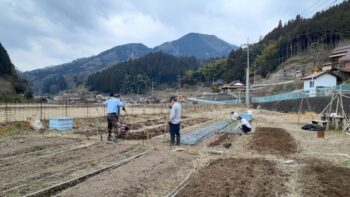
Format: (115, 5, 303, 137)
(0, 0, 341, 71)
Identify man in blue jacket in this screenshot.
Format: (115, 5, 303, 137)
(103, 93, 125, 142)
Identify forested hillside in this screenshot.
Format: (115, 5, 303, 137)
(254, 0, 350, 77)
(24, 43, 151, 95)
(0, 43, 15, 76)
(0, 42, 28, 98)
(87, 52, 200, 93)
(190, 1, 350, 84)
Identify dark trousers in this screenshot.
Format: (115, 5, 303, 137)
(242, 125, 251, 133)
(169, 123, 181, 145)
(107, 113, 118, 136)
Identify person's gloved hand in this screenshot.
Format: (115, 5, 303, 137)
(168, 121, 172, 125)
(122, 107, 126, 112)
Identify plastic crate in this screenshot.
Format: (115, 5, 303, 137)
(49, 117, 73, 131)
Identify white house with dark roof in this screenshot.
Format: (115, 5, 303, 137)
(301, 71, 339, 92)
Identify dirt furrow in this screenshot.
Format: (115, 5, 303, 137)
(0, 137, 81, 158)
(177, 157, 290, 197)
(61, 150, 194, 197)
(0, 141, 84, 166)
(297, 158, 350, 197)
(0, 142, 146, 196)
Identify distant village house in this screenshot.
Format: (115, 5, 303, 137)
(221, 82, 245, 94)
(324, 43, 350, 81)
(301, 71, 340, 93)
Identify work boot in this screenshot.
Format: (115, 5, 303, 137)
(107, 134, 112, 141)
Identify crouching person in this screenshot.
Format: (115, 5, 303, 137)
(237, 116, 251, 134)
(168, 96, 181, 145)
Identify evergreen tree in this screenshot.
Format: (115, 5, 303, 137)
(0, 42, 15, 76)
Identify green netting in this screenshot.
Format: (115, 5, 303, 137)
(222, 100, 242, 104)
(335, 84, 350, 91)
(252, 92, 303, 103)
(189, 84, 350, 105)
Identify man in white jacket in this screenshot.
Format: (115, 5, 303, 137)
(168, 96, 181, 145)
(237, 116, 251, 134)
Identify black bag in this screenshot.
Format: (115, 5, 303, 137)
(301, 124, 325, 131)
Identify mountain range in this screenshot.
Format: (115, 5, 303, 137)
(23, 33, 237, 95)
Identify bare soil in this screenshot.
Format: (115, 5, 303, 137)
(0, 136, 81, 158)
(122, 117, 210, 140)
(177, 158, 290, 197)
(72, 115, 168, 132)
(249, 127, 298, 157)
(61, 150, 194, 197)
(298, 159, 350, 197)
(0, 142, 146, 196)
(208, 133, 235, 147)
(2, 106, 350, 196)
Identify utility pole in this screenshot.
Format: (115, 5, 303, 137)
(176, 45, 179, 56)
(313, 50, 316, 69)
(177, 74, 182, 96)
(245, 39, 250, 108)
(253, 70, 256, 86)
(151, 81, 155, 97)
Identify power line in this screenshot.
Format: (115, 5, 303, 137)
(319, 0, 340, 12)
(304, 0, 331, 17)
(300, 0, 329, 16)
(305, 0, 336, 18)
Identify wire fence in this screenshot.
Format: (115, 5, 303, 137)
(0, 101, 230, 123)
(3, 85, 350, 123)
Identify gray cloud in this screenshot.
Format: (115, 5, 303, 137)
(0, 0, 337, 71)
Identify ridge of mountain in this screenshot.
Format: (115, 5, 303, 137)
(23, 33, 237, 95)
